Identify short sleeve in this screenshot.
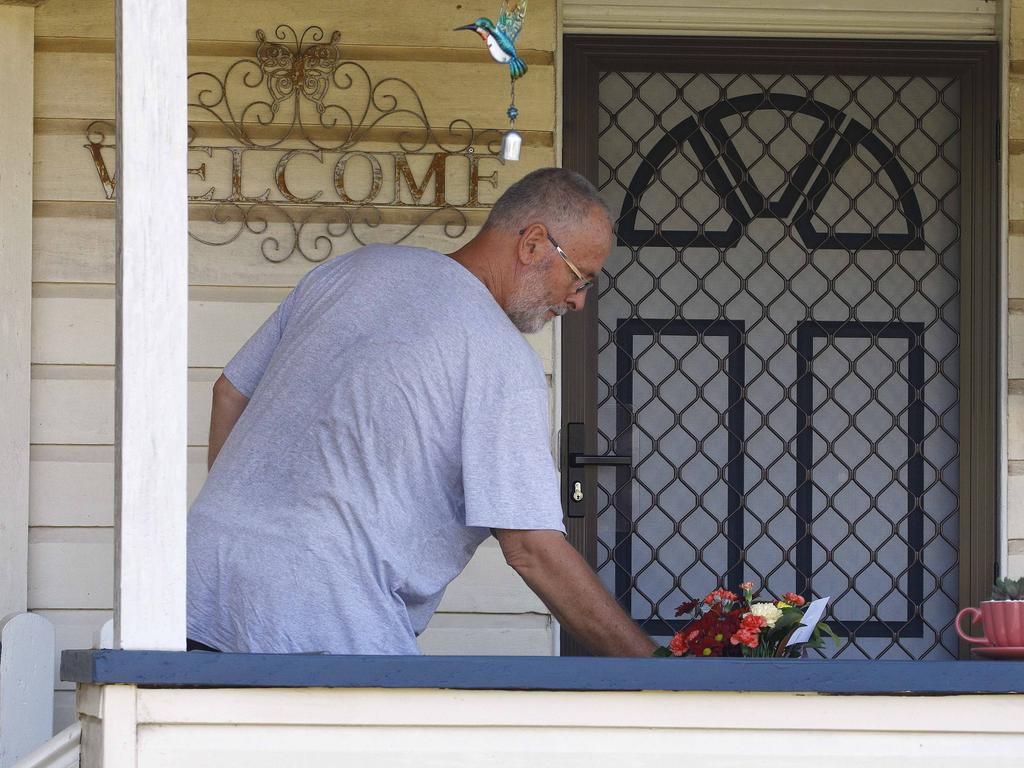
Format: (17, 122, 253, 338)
(461, 385, 566, 533)
(222, 286, 301, 398)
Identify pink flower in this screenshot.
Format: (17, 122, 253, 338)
(783, 592, 806, 607)
(731, 613, 767, 649)
(731, 629, 759, 648)
(739, 581, 754, 590)
(669, 632, 688, 656)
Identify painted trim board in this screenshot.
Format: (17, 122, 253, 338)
(62, 650, 1024, 694)
(561, 0, 998, 40)
(0, 3, 34, 619)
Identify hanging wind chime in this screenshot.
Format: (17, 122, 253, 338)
(456, 0, 528, 161)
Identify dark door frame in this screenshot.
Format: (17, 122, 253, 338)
(560, 35, 1000, 657)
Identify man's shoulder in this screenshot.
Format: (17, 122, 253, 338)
(302, 244, 451, 279)
(332, 245, 489, 298)
(463, 320, 547, 391)
(347, 243, 452, 271)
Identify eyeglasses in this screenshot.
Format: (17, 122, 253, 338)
(519, 228, 594, 294)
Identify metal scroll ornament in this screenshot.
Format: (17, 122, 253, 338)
(86, 25, 504, 263)
(455, 0, 528, 161)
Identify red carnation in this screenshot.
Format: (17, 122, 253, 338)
(783, 592, 806, 607)
(669, 632, 688, 656)
(704, 588, 739, 606)
(731, 613, 767, 649)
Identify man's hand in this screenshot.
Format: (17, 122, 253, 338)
(207, 374, 249, 469)
(491, 528, 657, 657)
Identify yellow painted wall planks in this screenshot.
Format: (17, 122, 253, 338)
(35, 0, 557, 52)
(35, 52, 555, 132)
(33, 217, 479, 287)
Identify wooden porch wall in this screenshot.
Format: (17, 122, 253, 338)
(29, 0, 557, 730)
(77, 684, 1024, 767)
(28, 0, 1016, 735)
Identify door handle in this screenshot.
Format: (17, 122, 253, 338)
(568, 453, 633, 467)
(563, 422, 633, 518)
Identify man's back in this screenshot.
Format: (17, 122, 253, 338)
(186, 245, 565, 654)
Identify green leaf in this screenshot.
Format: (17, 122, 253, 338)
(821, 622, 842, 648)
(652, 646, 673, 657)
(774, 612, 803, 630)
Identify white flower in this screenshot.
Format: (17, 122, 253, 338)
(749, 602, 784, 628)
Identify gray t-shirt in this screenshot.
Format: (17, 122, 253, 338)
(186, 245, 565, 654)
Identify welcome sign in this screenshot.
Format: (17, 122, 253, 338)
(84, 25, 505, 262)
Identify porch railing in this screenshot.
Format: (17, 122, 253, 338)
(0, 613, 55, 767)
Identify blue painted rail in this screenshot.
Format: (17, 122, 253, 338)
(62, 650, 1024, 695)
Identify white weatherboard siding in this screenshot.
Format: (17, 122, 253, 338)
(30, 0, 558, 729)
(77, 686, 1024, 767)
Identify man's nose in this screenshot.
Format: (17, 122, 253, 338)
(566, 291, 587, 312)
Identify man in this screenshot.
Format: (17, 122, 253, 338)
(187, 167, 655, 657)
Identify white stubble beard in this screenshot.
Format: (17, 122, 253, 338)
(505, 263, 568, 334)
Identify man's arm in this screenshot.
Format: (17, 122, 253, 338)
(492, 528, 657, 657)
(207, 374, 249, 469)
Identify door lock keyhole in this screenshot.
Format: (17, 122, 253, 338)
(572, 481, 584, 502)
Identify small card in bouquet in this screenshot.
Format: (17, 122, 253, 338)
(785, 597, 830, 647)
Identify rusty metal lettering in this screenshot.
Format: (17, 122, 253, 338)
(393, 152, 447, 207)
(188, 145, 215, 201)
(226, 147, 270, 202)
(82, 28, 506, 263)
(333, 151, 383, 204)
(468, 153, 500, 207)
(85, 140, 117, 200)
(276, 149, 324, 203)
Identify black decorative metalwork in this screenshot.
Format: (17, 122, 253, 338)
(612, 318, 746, 634)
(593, 71, 962, 659)
(795, 320, 926, 639)
(617, 94, 925, 252)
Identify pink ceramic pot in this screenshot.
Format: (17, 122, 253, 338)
(956, 601, 1024, 647)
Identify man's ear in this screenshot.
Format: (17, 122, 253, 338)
(516, 223, 545, 266)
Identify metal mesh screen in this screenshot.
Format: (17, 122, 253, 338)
(594, 72, 961, 659)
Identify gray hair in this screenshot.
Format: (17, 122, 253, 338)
(483, 167, 612, 234)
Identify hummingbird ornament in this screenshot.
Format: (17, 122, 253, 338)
(456, 0, 528, 160)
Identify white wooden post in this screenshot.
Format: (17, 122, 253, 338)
(113, 0, 189, 650)
(0, 2, 36, 623)
(0, 613, 55, 767)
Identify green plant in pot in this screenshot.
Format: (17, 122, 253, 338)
(956, 576, 1024, 656)
(992, 576, 1024, 601)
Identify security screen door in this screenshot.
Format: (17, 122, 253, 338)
(560, 38, 999, 659)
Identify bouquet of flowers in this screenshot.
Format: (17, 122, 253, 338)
(654, 583, 840, 658)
